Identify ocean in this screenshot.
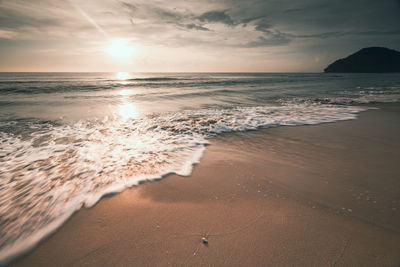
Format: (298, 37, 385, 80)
(1, 72, 400, 263)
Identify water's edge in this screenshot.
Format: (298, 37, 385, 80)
(0, 106, 375, 266)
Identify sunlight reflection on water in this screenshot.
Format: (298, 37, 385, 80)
(116, 72, 130, 80)
(118, 89, 135, 96)
(118, 102, 139, 120)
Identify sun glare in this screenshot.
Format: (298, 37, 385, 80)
(119, 102, 139, 120)
(116, 72, 130, 80)
(105, 39, 134, 60)
(118, 89, 134, 96)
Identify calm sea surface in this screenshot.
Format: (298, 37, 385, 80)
(1, 72, 400, 263)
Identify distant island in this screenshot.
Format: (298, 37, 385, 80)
(324, 47, 400, 73)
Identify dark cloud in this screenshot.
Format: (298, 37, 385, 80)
(245, 30, 290, 47)
(120, 1, 137, 14)
(1, 0, 400, 71)
(153, 7, 183, 21)
(291, 29, 400, 39)
(120, 1, 183, 24)
(283, 8, 303, 13)
(291, 31, 343, 39)
(198, 10, 234, 26)
(115, 0, 400, 49)
(254, 18, 272, 33)
(355, 29, 400, 36)
(0, 6, 61, 30)
(245, 36, 290, 47)
(185, 23, 210, 31)
(241, 15, 264, 25)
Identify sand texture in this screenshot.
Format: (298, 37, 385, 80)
(11, 104, 400, 266)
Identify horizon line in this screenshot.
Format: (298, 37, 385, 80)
(0, 71, 324, 74)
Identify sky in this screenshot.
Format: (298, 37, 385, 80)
(0, 0, 399, 72)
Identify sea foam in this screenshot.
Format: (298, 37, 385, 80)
(0, 103, 367, 264)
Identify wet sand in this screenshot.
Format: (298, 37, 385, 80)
(11, 104, 400, 266)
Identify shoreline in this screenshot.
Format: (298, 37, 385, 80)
(10, 104, 400, 266)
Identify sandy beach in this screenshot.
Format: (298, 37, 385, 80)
(10, 104, 400, 266)
(1, 0, 399, 265)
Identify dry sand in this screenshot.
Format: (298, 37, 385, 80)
(11, 104, 400, 266)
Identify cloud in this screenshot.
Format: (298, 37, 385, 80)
(354, 29, 400, 36)
(291, 31, 343, 39)
(254, 18, 272, 33)
(120, 1, 184, 24)
(0, 29, 18, 39)
(153, 7, 184, 22)
(90, 0, 400, 49)
(1, 0, 400, 71)
(197, 10, 234, 26)
(290, 29, 400, 39)
(0, 6, 61, 30)
(120, 1, 137, 14)
(185, 23, 210, 31)
(283, 8, 303, 13)
(241, 15, 264, 25)
(245, 31, 290, 47)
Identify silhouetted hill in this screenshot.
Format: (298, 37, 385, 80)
(324, 47, 400, 73)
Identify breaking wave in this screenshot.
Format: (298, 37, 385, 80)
(0, 103, 367, 264)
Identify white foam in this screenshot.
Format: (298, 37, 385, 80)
(0, 103, 367, 264)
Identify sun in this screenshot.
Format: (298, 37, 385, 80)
(105, 39, 134, 60)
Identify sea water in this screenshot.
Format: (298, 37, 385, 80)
(0, 72, 399, 263)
